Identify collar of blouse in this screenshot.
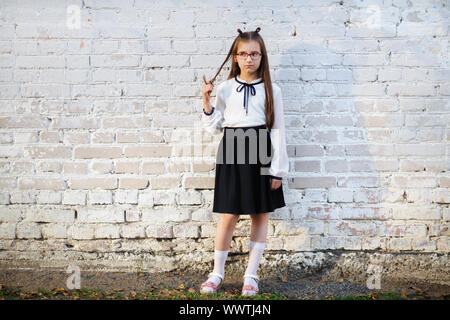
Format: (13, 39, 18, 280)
(234, 75, 264, 115)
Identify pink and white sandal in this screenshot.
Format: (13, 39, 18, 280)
(200, 272, 223, 294)
(241, 274, 259, 296)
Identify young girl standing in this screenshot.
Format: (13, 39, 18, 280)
(200, 27, 289, 296)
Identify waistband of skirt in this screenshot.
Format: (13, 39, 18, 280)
(223, 124, 266, 130)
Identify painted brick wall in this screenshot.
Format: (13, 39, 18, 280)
(0, 0, 448, 271)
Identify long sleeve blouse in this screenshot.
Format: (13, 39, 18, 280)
(201, 75, 289, 179)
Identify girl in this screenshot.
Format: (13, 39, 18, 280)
(199, 27, 289, 296)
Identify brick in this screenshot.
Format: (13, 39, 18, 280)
(361, 237, 387, 250)
(124, 146, 171, 158)
(18, 177, 65, 190)
(177, 190, 202, 205)
(91, 162, 114, 174)
(389, 237, 412, 251)
(94, 224, 120, 239)
(119, 177, 149, 189)
(125, 209, 140, 222)
(152, 191, 176, 205)
(62, 191, 87, 205)
(115, 161, 139, 174)
(146, 225, 173, 238)
(23, 208, 74, 223)
(121, 224, 145, 238)
(335, 237, 362, 250)
(23, 146, 71, 158)
(42, 223, 67, 239)
(69, 177, 117, 190)
(173, 224, 199, 238)
(77, 207, 124, 223)
(149, 177, 179, 189)
(328, 221, 377, 236)
(379, 223, 427, 237)
(16, 222, 41, 239)
(89, 191, 113, 204)
(69, 224, 95, 240)
(141, 207, 191, 223)
(328, 188, 354, 203)
(142, 162, 165, 174)
(10, 191, 36, 204)
(115, 190, 138, 204)
(74, 146, 122, 159)
(0, 223, 16, 239)
(36, 191, 62, 204)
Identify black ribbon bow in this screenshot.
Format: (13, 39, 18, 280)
(235, 76, 264, 115)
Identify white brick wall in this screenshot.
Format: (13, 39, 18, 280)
(0, 0, 448, 271)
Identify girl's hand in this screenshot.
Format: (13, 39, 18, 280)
(270, 178, 282, 191)
(202, 81, 214, 103)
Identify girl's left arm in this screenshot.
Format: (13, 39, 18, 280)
(269, 84, 289, 180)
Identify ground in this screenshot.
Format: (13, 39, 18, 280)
(0, 268, 449, 300)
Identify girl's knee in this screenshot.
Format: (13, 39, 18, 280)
(221, 213, 240, 223)
(250, 212, 268, 222)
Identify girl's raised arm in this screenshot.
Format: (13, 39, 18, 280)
(201, 82, 226, 135)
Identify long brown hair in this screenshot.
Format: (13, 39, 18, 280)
(203, 27, 275, 131)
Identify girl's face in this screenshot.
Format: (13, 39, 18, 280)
(233, 40, 262, 76)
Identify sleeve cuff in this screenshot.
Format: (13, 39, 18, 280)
(269, 175, 282, 180)
(203, 106, 215, 115)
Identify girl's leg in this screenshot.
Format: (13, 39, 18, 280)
(242, 212, 269, 295)
(215, 213, 240, 250)
(201, 213, 240, 293)
(249, 212, 269, 242)
(212, 213, 239, 276)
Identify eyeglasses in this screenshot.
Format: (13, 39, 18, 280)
(235, 51, 262, 59)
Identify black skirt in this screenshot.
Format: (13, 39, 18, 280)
(212, 124, 286, 215)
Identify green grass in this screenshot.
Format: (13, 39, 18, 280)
(0, 284, 446, 300)
(321, 290, 449, 300)
(0, 284, 290, 300)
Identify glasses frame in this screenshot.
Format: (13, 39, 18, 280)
(235, 51, 262, 60)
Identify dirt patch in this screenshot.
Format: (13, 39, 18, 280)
(1, 268, 448, 299)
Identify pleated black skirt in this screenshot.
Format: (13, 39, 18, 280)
(212, 124, 286, 215)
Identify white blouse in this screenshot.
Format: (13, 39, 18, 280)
(201, 75, 289, 179)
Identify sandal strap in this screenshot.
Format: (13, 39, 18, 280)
(208, 272, 224, 281)
(243, 274, 259, 283)
(242, 284, 259, 293)
(201, 281, 217, 290)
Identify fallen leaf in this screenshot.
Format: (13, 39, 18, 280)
(409, 285, 424, 293)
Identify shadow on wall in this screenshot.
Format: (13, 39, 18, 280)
(267, 1, 448, 253)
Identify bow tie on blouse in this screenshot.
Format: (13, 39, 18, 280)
(235, 76, 264, 115)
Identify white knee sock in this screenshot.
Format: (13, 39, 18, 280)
(204, 248, 228, 289)
(213, 248, 229, 277)
(244, 241, 265, 288)
(202, 249, 228, 293)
